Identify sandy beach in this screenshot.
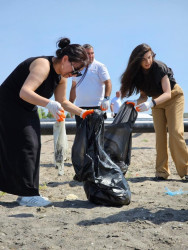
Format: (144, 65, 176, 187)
(0, 132, 188, 250)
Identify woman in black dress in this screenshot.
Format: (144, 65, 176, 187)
(120, 44, 188, 181)
(0, 37, 94, 206)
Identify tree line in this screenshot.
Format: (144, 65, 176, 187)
(38, 107, 188, 119)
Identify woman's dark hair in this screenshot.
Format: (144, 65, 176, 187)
(120, 43, 156, 98)
(55, 37, 89, 69)
(55, 37, 89, 85)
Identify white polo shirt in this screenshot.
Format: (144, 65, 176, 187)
(72, 59, 110, 107)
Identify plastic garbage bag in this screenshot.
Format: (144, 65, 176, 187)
(104, 103, 137, 174)
(72, 110, 131, 206)
(53, 121, 68, 175)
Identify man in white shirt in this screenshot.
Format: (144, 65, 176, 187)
(110, 91, 122, 118)
(69, 44, 112, 127)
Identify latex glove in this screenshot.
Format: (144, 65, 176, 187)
(111, 112, 114, 118)
(100, 98, 110, 111)
(45, 100, 64, 120)
(80, 109, 94, 119)
(136, 100, 154, 112)
(126, 100, 137, 106)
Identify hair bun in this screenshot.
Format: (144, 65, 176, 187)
(57, 37, 70, 49)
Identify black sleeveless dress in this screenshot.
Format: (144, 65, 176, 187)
(0, 56, 61, 196)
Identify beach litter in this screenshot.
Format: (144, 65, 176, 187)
(165, 187, 188, 196)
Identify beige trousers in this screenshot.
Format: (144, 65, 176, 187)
(152, 84, 188, 178)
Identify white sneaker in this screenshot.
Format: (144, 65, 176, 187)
(16, 195, 52, 207)
(40, 195, 49, 201)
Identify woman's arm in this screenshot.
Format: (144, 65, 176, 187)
(136, 75, 171, 106)
(69, 80, 77, 103)
(136, 75, 172, 112)
(137, 91, 148, 105)
(153, 75, 171, 105)
(19, 58, 51, 107)
(54, 77, 82, 116)
(126, 91, 148, 106)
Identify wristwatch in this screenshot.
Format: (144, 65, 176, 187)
(104, 96, 110, 100)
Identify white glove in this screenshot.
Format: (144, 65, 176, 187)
(45, 100, 63, 120)
(136, 100, 154, 112)
(126, 100, 137, 106)
(100, 98, 110, 111)
(80, 109, 94, 119)
(111, 112, 114, 118)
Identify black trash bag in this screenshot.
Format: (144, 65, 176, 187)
(104, 103, 137, 174)
(72, 110, 131, 206)
(72, 111, 104, 182)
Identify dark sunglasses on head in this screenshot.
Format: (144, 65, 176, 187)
(71, 62, 82, 77)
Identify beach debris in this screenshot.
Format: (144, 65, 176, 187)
(165, 187, 188, 196)
(0, 191, 6, 197)
(36, 207, 47, 213)
(64, 194, 78, 201)
(39, 183, 47, 190)
(53, 121, 68, 176)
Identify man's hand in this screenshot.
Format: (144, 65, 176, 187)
(136, 100, 154, 112)
(100, 98, 110, 111)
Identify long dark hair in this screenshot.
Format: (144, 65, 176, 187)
(120, 43, 156, 98)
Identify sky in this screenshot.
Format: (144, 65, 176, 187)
(1, 0, 188, 113)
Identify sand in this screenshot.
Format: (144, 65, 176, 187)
(0, 133, 188, 250)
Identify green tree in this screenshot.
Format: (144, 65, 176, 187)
(66, 113, 71, 118)
(46, 112, 54, 119)
(38, 108, 47, 119)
